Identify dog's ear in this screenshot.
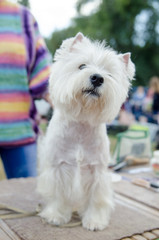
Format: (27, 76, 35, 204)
(120, 52, 135, 80)
(54, 33, 84, 60)
(122, 52, 131, 66)
(70, 32, 84, 51)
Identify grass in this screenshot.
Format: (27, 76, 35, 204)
(0, 158, 6, 180)
(109, 135, 117, 154)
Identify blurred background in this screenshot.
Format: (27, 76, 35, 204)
(16, 0, 159, 86)
(0, 0, 158, 179)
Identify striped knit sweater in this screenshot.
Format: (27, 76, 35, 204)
(0, 0, 51, 146)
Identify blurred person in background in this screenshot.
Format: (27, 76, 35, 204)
(149, 76, 159, 124)
(142, 87, 154, 116)
(130, 86, 146, 121)
(146, 76, 159, 150)
(0, 0, 51, 178)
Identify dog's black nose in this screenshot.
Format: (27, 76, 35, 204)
(90, 74, 104, 88)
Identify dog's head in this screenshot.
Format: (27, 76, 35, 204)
(49, 32, 135, 124)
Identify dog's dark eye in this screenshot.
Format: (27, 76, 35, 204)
(79, 64, 86, 70)
(108, 73, 113, 78)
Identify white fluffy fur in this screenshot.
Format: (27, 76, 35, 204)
(37, 33, 135, 231)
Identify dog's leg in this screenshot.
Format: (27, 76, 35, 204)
(38, 164, 73, 226)
(81, 165, 114, 231)
(39, 198, 72, 226)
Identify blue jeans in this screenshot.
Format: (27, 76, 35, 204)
(0, 143, 37, 179)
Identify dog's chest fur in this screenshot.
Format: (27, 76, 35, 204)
(49, 117, 109, 167)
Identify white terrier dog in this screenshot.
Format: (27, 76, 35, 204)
(37, 32, 135, 231)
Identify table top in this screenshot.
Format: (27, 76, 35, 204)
(0, 172, 159, 240)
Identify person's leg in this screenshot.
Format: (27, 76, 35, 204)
(0, 142, 37, 179)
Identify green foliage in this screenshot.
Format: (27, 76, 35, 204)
(45, 27, 78, 57)
(76, 0, 94, 13)
(17, 0, 30, 8)
(46, 0, 159, 86)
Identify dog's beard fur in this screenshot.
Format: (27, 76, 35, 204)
(37, 32, 135, 231)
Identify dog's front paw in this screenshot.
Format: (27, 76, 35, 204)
(82, 215, 109, 231)
(39, 206, 71, 226)
(82, 219, 107, 231)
